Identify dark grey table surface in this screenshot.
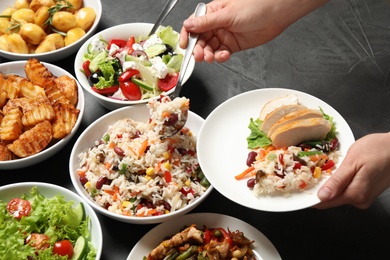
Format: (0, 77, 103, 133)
(1, 0, 390, 259)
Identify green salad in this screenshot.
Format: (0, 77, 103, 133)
(0, 186, 96, 260)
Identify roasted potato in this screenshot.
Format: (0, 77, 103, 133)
(74, 7, 96, 31)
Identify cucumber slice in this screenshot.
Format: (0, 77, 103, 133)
(131, 78, 154, 92)
(145, 44, 165, 58)
(89, 51, 107, 73)
(72, 236, 88, 260)
(73, 202, 86, 224)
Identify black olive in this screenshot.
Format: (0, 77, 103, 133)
(88, 72, 100, 85)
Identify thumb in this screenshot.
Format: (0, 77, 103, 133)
(183, 11, 228, 33)
(317, 162, 354, 202)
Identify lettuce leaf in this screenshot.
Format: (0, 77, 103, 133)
(246, 118, 272, 149)
(0, 187, 96, 259)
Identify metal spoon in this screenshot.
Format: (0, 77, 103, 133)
(149, 0, 180, 36)
(160, 2, 206, 137)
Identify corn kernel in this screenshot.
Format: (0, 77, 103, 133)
(145, 175, 152, 181)
(146, 167, 154, 176)
(313, 167, 322, 178)
(163, 161, 171, 170)
(163, 151, 170, 159)
(122, 201, 131, 208)
(185, 179, 191, 186)
(85, 182, 91, 188)
(164, 210, 170, 214)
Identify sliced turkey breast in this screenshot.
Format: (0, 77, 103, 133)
(267, 108, 323, 138)
(270, 117, 331, 148)
(260, 104, 307, 135)
(259, 94, 299, 120)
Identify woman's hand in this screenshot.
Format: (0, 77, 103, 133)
(315, 132, 390, 209)
(180, 0, 329, 63)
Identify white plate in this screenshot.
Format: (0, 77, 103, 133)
(69, 105, 213, 224)
(127, 212, 281, 260)
(0, 61, 85, 170)
(197, 88, 355, 212)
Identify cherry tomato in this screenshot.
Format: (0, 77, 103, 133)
(91, 85, 119, 96)
(82, 60, 92, 78)
(118, 69, 139, 82)
(107, 39, 127, 50)
(53, 240, 74, 257)
(7, 198, 31, 219)
(26, 233, 50, 250)
(158, 73, 179, 92)
(119, 81, 141, 100)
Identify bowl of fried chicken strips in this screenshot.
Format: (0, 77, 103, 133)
(0, 58, 84, 169)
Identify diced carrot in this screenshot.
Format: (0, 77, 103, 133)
(104, 162, 111, 170)
(138, 139, 148, 157)
(77, 170, 86, 177)
(109, 142, 115, 148)
(309, 154, 328, 162)
(162, 111, 170, 118)
(235, 166, 255, 180)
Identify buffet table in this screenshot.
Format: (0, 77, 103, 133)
(2, 0, 390, 259)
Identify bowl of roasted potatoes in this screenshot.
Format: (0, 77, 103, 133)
(0, 0, 102, 62)
(0, 59, 85, 170)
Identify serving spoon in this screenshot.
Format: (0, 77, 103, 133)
(158, 2, 206, 138)
(149, 0, 180, 36)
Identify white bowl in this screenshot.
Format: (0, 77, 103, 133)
(0, 61, 85, 170)
(69, 105, 212, 224)
(74, 23, 195, 110)
(0, 0, 102, 62)
(0, 182, 103, 259)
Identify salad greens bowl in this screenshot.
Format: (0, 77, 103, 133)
(0, 182, 102, 259)
(74, 23, 195, 110)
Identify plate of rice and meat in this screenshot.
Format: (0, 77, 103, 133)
(127, 213, 281, 260)
(69, 97, 213, 224)
(197, 88, 355, 212)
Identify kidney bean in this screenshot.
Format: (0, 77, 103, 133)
(164, 113, 178, 126)
(246, 151, 257, 166)
(114, 146, 125, 156)
(79, 176, 88, 186)
(96, 176, 108, 190)
(330, 137, 339, 151)
(247, 178, 256, 188)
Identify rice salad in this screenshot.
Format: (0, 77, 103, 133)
(76, 97, 209, 217)
(245, 144, 341, 196)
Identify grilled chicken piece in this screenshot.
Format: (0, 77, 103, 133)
(267, 108, 323, 138)
(261, 104, 307, 135)
(54, 75, 78, 106)
(259, 94, 299, 120)
(270, 117, 331, 148)
(148, 226, 203, 260)
(24, 58, 55, 88)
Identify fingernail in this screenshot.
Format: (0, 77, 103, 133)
(184, 19, 195, 29)
(318, 186, 333, 201)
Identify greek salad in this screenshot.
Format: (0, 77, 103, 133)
(0, 186, 96, 259)
(81, 26, 183, 101)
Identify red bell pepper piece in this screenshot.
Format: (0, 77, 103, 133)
(91, 85, 119, 95)
(216, 228, 233, 246)
(164, 171, 172, 183)
(321, 159, 335, 171)
(203, 227, 212, 244)
(124, 36, 135, 54)
(82, 60, 92, 78)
